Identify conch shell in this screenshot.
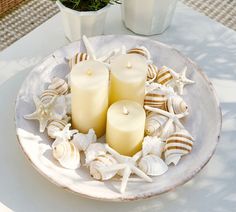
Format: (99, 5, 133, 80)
(71, 129, 97, 152)
(167, 96, 188, 114)
(48, 77, 69, 95)
(85, 143, 107, 164)
(147, 64, 158, 82)
(52, 141, 80, 169)
(40, 89, 58, 104)
(89, 154, 118, 180)
(69, 52, 89, 70)
(156, 66, 175, 85)
(127, 46, 151, 61)
(142, 136, 165, 157)
(138, 155, 168, 176)
(164, 129, 194, 165)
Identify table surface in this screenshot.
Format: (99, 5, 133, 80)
(0, 2, 236, 212)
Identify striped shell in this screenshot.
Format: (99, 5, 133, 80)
(47, 117, 70, 139)
(48, 77, 69, 95)
(145, 112, 168, 136)
(168, 96, 188, 114)
(53, 141, 80, 170)
(89, 154, 118, 180)
(127, 46, 150, 60)
(156, 66, 175, 85)
(164, 130, 194, 165)
(147, 64, 158, 82)
(69, 52, 89, 70)
(40, 89, 58, 104)
(138, 155, 168, 176)
(144, 89, 168, 110)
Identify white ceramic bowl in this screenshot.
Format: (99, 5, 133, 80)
(15, 35, 221, 201)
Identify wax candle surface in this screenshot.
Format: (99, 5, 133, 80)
(106, 100, 146, 156)
(71, 60, 109, 137)
(110, 54, 147, 105)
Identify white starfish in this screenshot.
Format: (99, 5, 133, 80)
(24, 95, 65, 133)
(145, 97, 188, 138)
(104, 144, 152, 193)
(171, 67, 195, 95)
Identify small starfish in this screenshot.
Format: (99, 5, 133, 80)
(171, 67, 195, 95)
(104, 144, 152, 193)
(145, 97, 188, 139)
(24, 95, 64, 132)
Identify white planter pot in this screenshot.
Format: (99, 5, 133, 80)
(121, 0, 178, 35)
(57, 1, 110, 41)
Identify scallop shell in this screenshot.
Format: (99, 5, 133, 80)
(48, 77, 69, 95)
(40, 89, 58, 104)
(53, 141, 80, 170)
(89, 154, 118, 180)
(85, 143, 107, 164)
(47, 117, 70, 139)
(164, 129, 194, 165)
(142, 136, 165, 157)
(145, 112, 168, 136)
(168, 96, 188, 114)
(71, 129, 97, 152)
(69, 52, 89, 70)
(138, 155, 168, 176)
(156, 66, 175, 85)
(127, 46, 151, 60)
(147, 64, 158, 82)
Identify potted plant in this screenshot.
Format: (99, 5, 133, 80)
(56, 0, 120, 41)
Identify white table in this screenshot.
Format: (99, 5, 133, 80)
(0, 2, 236, 211)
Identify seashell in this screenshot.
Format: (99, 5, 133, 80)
(47, 116, 70, 139)
(69, 52, 89, 70)
(53, 141, 80, 169)
(48, 77, 69, 95)
(85, 143, 107, 164)
(144, 88, 168, 110)
(156, 66, 175, 85)
(145, 112, 168, 136)
(164, 129, 194, 165)
(142, 136, 165, 157)
(72, 129, 97, 152)
(40, 89, 58, 104)
(127, 46, 151, 60)
(138, 155, 168, 176)
(168, 96, 188, 114)
(147, 64, 158, 82)
(89, 154, 118, 180)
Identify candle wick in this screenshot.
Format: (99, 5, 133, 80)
(123, 106, 129, 115)
(126, 62, 132, 69)
(86, 70, 93, 76)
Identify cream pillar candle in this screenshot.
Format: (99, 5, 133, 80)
(110, 54, 147, 105)
(71, 60, 109, 138)
(106, 100, 146, 156)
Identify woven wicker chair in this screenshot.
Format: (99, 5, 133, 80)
(0, 0, 24, 15)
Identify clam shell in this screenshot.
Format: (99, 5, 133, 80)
(138, 155, 168, 176)
(127, 46, 151, 60)
(168, 96, 188, 114)
(89, 154, 117, 180)
(164, 129, 194, 165)
(156, 66, 174, 85)
(47, 117, 70, 139)
(69, 52, 89, 70)
(72, 129, 97, 152)
(48, 77, 69, 95)
(142, 136, 165, 157)
(147, 64, 158, 82)
(40, 89, 58, 104)
(53, 141, 80, 170)
(85, 143, 107, 164)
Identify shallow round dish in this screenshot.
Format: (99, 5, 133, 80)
(15, 35, 221, 201)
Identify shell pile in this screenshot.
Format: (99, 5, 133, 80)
(24, 36, 195, 194)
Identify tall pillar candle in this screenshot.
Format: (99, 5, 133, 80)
(71, 60, 109, 137)
(109, 54, 147, 105)
(106, 100, 146, 156)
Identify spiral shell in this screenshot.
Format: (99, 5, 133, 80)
(40, 89, 58, 104)
(138, 155, 168, 176)
(156, 66, 175, 85)
(69, 52, 89, 70)
(85, 143, 107, 164)
(147, 64, 158, 82)
(142, 136, 165, 157)
(48, 77, 69, 95)
(47, 117, 70, 139)
(53, 141, 80, 169)
(168, 96, 188, 114)
(144, 89, 168, 109)
(164, 130, 194, 165)
(89, 154, 117, 180)
(145, 112, 168, 136)
(127, 46, 150, 60)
